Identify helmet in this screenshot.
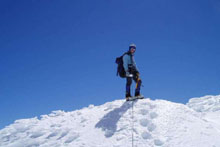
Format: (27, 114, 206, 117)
(129, 43, 136, 50)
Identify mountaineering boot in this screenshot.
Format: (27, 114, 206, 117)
(126, 93, 131, 101)
(135, 91, 140, 97)
(134, 91, 144, 99)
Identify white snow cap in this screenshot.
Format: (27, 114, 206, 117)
(1, 95, 220, 147)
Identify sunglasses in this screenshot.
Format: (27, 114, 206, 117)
(130, 48, 136, 51)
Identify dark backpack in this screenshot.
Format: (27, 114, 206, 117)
(115, 53, 127, 78)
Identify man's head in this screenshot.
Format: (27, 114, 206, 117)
(129, 43, 136, 54)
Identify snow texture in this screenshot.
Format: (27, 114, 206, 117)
(1, 95, 220, 147)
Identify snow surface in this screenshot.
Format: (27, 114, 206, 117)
(1, 95, 220, 147)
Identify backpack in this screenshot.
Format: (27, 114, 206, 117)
(115, 53, 127, 78)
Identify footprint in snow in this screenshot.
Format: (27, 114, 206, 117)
(141, 132, 152, 140)
(139, 119, 150, 127)
(150, 112, 158, 119)
(154, 139, 164, 146)
(139, 109, 149, 115)
(147, 123, 156, 132)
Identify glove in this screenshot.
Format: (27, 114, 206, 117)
(126, 72, 133, 77)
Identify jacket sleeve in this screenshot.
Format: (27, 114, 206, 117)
(123, 54, 129, 73)
(132, 56, 139, 72)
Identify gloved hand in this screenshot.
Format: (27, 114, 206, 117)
(126, 72, 133, 78)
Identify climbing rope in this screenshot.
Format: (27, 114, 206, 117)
(131, 100, 134, 147)
(131, 84, 134, 147)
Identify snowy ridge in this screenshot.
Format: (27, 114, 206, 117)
(187, 95, 220, 137)
(1, 96, 220, 147)
(187, 95, 220, 112)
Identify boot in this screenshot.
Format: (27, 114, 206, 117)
(135, 91, 140, 97)
(135, 91, 144, 99)
(126, 93, 131, 101)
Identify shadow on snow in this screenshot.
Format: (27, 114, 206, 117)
(95, 101, 133, 137)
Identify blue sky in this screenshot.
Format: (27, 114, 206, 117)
(0, 0, 220, 129)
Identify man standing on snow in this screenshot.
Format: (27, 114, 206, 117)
(123, 43, 142, 101)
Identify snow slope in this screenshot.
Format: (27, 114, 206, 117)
(1, 95, 220, 147)
(187, 95, 220, 135)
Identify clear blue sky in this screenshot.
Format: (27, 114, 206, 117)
(1, 0, 220, 129)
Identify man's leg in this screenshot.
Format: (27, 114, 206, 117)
(126, 77, 132, 98)
(133, 73, 142, 96)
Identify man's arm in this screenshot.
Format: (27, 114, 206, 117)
(132, 56, 139, 72)
(123, 54, 129, 75)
